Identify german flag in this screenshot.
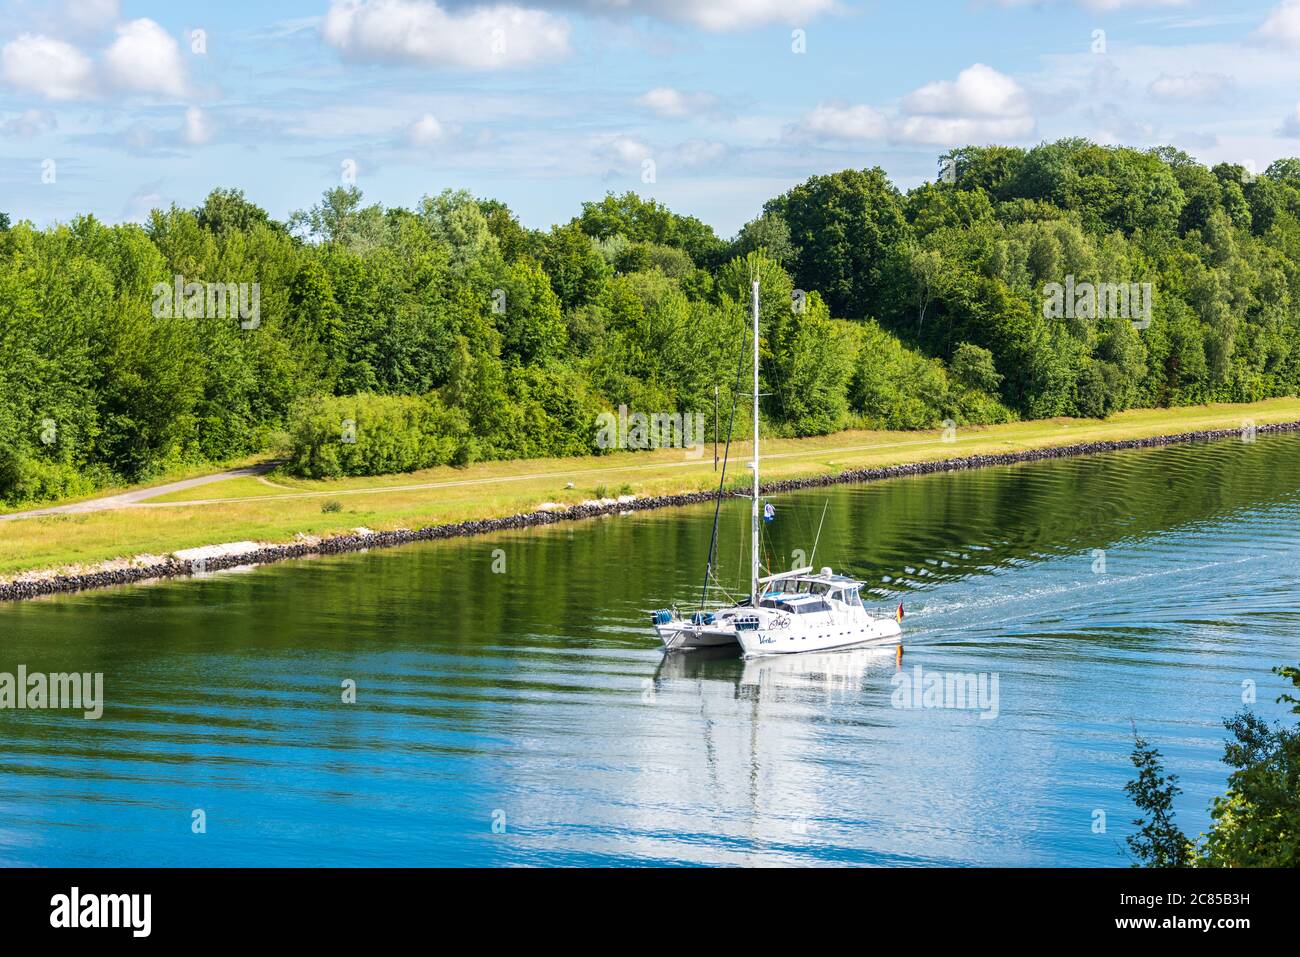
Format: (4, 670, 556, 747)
(896, 602, 905, 622)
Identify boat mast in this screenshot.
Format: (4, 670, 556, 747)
(750, 279, 760, 608)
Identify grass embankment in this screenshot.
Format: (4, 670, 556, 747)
(3, 398, 1299, 580)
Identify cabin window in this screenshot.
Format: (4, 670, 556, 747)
(795, 600, 831, 615)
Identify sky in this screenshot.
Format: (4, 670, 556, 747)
(2, 0, 1299, 237)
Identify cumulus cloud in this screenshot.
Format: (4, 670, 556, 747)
(183, 106, 213, 145)
(789, 102, 888, 141)
(1255, 0, 1300, 47)
(0, 34, 94, 100)
(789, 65, 1035, 148)
(102, 19, 189, 97)
(902, 62, 1030, 118)
(321, 0, 571, 69)
(894, 63, 1034, 145)
(1147, 71, 1235, 102)
(0, 18, 189, 101)
(635, 87, 718, 118)
(407, 112, 445, 145)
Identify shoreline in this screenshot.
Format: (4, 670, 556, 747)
(2, 419, 1294, 604)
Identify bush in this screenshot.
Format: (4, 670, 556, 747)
(0, 452, 94, 507)
(286, 392, 471, 478)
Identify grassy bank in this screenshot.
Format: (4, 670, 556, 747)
(3, 398, 1299, 580)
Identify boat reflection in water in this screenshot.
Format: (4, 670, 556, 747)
(656, 643, 899, 701)
(648, 643, 904, 863)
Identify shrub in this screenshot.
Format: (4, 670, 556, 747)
(287, 392, 470, 478)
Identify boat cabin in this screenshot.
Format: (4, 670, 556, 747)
(758, 567, 866, 613)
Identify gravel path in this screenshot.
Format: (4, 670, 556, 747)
(0, 462, 279, 522)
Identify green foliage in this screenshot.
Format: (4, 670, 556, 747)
(765, 167, 909, 319)
(950, 342, 1002, 393)
(287, 393, 469, 478)
(194, 188, 277, 236)
(730, 213, 794, 265)
(575, 191, 726, 269)
(1124, 731, 1194, 867)
(846, 321, 1013, 430)
(540, 223, 611, 310)
(6, 142, 1300, 499)
(1126, 665, 1300, 868)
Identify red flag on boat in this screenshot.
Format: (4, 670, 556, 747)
(896, 602, 905, 622)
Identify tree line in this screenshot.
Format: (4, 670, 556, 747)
(3, 138, 1300, 501)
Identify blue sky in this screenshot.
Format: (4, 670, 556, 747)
(2, 0, 1299, 236)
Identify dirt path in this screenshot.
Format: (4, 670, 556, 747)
(0, 463, 280, 521)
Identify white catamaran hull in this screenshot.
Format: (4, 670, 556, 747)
(655, 624, 739, 651)
(735, 609, 900, 658)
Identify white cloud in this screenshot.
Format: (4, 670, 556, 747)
(636, 87, 718, 118)
(407, 112, 445, 145)
(631, 0, 834, 31)
(599, 134, 653, 164)
(1147, 71, 1235, 101)
(893, 114, 1035, 145)
(1, 109, 59, 137)
(1255, 0, 1300, 48)
(894, 63, 1034, 145)
(102, 19, 188, 97)
(0, 34, 94, 100)
(1, 18, 190, 101)
(787, 65, 1035, 148)
(321, 0, 570, 69)
(183, 106, 213, 145)
(902, 63, 1030, 118)
(590, 134, 725, 172)
(791, 102, 888, 141)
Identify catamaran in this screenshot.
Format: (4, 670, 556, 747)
(653, 280, 903, 657)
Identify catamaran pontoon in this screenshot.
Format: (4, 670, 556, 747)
(652, 279, 903, 657)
